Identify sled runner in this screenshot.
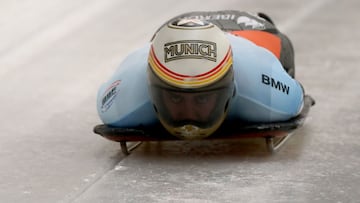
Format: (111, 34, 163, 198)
(94, 95, 315, 155)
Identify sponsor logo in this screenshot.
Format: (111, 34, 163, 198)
(101, 80, 121, 112)
(262, 74, 290, 95)
(184, 14, 236, 21)
(175, 18, 207, 27)
(237, 16, 265, 29)
(164, 40, 217, 62)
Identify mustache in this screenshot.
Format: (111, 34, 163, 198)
(171, 119, 208, 127)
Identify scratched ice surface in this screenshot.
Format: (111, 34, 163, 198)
(0, 0, 359, 202)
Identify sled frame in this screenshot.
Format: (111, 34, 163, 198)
(94, 95, 315, 155)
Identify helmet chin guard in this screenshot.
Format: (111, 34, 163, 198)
(148, 18, 234, 139)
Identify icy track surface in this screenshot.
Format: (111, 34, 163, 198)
(0, 0, 359, 202)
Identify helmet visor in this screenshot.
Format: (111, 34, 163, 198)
(150, 85, 233, 130)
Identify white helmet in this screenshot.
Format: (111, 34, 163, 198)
(148, 18, 234, 139)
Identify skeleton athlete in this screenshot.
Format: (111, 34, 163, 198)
(96, 11, 304, 139)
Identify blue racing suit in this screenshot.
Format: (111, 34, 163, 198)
(96, 11, 304, 128)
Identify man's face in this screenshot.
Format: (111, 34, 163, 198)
(162, 90, 217, 123)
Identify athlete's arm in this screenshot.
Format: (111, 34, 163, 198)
(227, 33, 304, 122)
(96, 44, 158, 127)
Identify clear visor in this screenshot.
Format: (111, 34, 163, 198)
(150, 86, 233, 130)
